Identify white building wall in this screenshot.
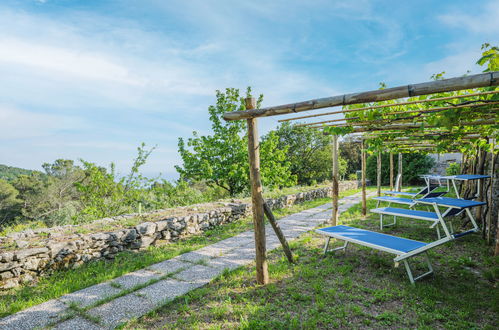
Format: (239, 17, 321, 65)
(429, 153, 462, 175)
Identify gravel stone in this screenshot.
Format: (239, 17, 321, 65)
(87, 293, 154, 329)
(112, 269, 161, 290)
(147, 257, 190, 276)
(59, 282, 122, 308)
(53, 316, 104, 330)
(174, 264, 225, 285)
(0, 299, 67, 330)
(135, 278, 199, 306)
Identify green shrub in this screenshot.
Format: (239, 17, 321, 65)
(348, 173, 358, 181)
(446, 162, 460, 176)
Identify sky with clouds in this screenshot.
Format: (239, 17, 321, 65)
(0, 0, 498, 180)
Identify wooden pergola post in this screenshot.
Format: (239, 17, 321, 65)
(331, 134, 339, 225)
(389, 152, 394, 191)
(397, 153, 403, 191)
(245, 97, 269, 285)
(377, 151, 382, 196)
(361, 139, 367, 216)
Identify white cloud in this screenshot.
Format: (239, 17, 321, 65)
(0, 38, 143, 86)
(439, 1, 499, 34)
(423, 48, 482, 78)
(0, 105, 86, 139)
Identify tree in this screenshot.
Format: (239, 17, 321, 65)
(0, 179, 21, 226)
(176, 87, 296, 196)
(76, 143, 156, 220)
(366, 152, 435, 185)
(12, 173, 51, 221)
(272, 122, 346, 185)
(339, 136, 362, 175)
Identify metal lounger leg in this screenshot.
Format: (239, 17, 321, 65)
(380, 214, 396, 230)
(403, 260, 415, 284)
(323, 237, 331, 254)
(403, 252, 434, 285)
(324, 238, 349, 254)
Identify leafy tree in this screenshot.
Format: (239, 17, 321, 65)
(272, 122, 346, 185)
(76, 143, 156, 220)
(366, 152, 435, 185)
(42, 159, 84, 213)
(176, 87, 296, 196)
(0, 179, 21, 226)
(12, 174, 47, 220)
(339, 136, 362, 175)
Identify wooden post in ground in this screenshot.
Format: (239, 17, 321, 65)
(397, 153, 403, 191)
(331, 134, 339, 225)
(389, 152, 394, 191)
(487, 139, 496, 246)
(377, 151, 382, 197)
(361, 139, 367, 216)
(263, 203, 294, 263)
(246, 97, 269, 285)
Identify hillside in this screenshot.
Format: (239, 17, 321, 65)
(0, 164, 44, 181)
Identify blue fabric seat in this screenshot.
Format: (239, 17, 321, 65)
(317, 225, 427, 253)
(417, 197, 486, 209)
(374, 196, 414, 205)
(371, 207, 439, 221)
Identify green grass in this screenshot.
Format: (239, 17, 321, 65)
(125, 197, 498, 329)
(0, 186, 369, 317)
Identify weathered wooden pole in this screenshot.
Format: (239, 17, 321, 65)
(397, 153, 403, 191)
(246, 97, 269, 285)
(487, 139, 496, 246)
(263, 203, 294, 263)
(223, 72, 499, 120)
(331, 135, 339, 225)
(361, 139, 367, 216)
(377, 151, 382, 197)
(389, 152, 394, 191)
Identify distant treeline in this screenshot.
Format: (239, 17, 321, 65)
(0, 164, 45, 182)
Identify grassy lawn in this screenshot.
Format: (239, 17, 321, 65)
(0, 187, 368, 317)
(126, 198, 498, 329)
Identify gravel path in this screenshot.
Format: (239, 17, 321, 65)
(0, 192, 374, 329)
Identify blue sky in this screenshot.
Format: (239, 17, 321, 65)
(0, 0, 498, 180)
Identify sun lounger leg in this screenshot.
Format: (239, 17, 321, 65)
(402, 253, 434, 284)
(380, 213, 397, 230)
(323, 237, 331, 254)
(403, 260, 415, 284)
(324, 238, 349, 254)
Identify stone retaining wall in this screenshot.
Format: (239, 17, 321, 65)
(0, 181, 359, 289)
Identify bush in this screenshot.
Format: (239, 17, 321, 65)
(446, 162, 460, 176)
(348, 173, 358, 181)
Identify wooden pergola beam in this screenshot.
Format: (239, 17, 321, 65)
(317, 119, 497, 132)
(278, 89, 499, 123)
(224, 71, 499, 121)
(296, 102, 499, 128)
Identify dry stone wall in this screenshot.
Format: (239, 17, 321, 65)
(0, 181, 359, 289)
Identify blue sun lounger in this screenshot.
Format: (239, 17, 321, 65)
(371, 197, 486, 236)
(442, 174, 491, 199)
(317, 225, 434, 284)
(316, 192, 486, 284)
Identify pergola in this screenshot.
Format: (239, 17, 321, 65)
(223, 71, 499, 284)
